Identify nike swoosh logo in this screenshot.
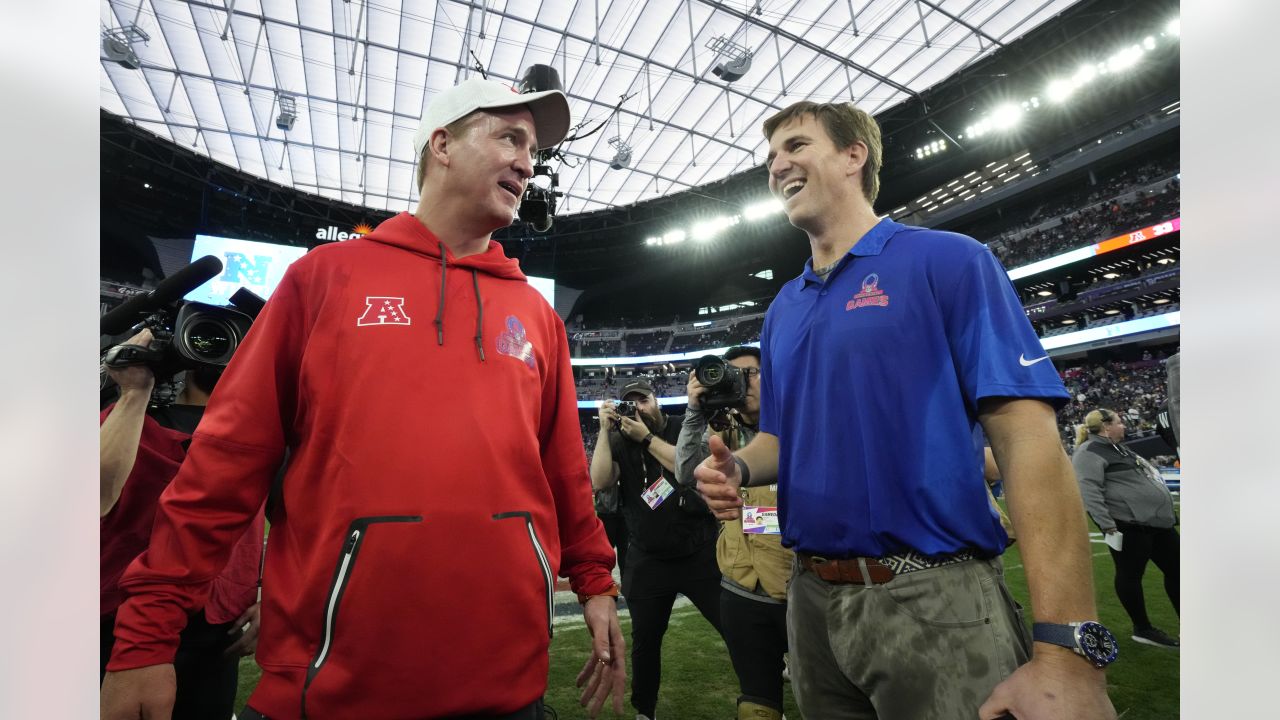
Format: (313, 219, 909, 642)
(1019, 354, 1052, 367)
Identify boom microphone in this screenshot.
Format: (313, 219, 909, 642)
(100, 255, 224, 336)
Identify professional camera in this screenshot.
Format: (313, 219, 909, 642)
(516, 64, 564, 233)
(694, 355, 748, 411)
(613, 400, 639, 420)
(101, 256, 263, 405)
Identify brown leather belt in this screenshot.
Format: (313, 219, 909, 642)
(798, 550, 976, 586)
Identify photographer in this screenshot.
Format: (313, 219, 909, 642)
(675, 347, 792, 720)
(590, 379, 723, 720)
(100, 328, 264, 720)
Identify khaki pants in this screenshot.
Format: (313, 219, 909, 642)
(786, 557, 1030, 719)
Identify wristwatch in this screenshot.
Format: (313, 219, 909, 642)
(1032, 621, 1119, 668)
(641, 432, 654, 448)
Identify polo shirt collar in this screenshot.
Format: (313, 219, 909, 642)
(801, 216, 902, 286)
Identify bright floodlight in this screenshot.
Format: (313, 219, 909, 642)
(1073, 64, 1097, 87)
(990, 104, 1022, 130)
(743, 198, 784, 220)
(692, 215, 740, 242)
(1144, 36, 1157, 51)
(1167, 18, 1179, 36)
(663, 229, 687, 245)
(1046, 79, 1074, 103)
(645, 237, 660, 246)
(1108, 46, 1142, 72)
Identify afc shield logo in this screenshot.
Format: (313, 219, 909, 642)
(496, 315, 536, 368)
(357, 297, 412, 327)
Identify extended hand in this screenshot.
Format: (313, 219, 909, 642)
(694, 435, 743, 520)
(100, 664, 176, 720)
(978, 652, 1116, 720)
(575, 595, 627, 718)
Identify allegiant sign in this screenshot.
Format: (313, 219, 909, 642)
(316, 223, 374, 241)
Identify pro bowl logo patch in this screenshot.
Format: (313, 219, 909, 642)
(357, 297, 412, 326)
(496, 315, 537, 368)
(846, 273, 890, 311)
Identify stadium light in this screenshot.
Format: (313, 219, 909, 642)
(743, 198, 784, 220)
(1167, 18, 1179, 37)
(1072, 63, 1097, 87)
(1046, 79, 1075, 103)
(991, 104, 1022, 130)
(691, 215, 739, 242)
(1107, 45, 1143, 73)
(645, 236, 660, 246)
(662, 229, 686, 245)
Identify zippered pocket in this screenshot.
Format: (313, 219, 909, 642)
(494, 511, 555, 638)
(301, 515, 421, 718)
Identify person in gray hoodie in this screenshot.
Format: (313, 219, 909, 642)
(1072, 408, 1180, 648)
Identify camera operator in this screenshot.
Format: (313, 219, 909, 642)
(675, 347, 792, 720)
(589, 379, 724, 720)
(100, 328, 265, 720)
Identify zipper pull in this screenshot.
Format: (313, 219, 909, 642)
(343, 529, 361, 554)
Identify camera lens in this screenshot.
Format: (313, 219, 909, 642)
(185, 320, 233, 362)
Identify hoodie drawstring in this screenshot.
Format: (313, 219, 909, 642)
(434, 242, 448, 346)
(472, 269, 485, 362)
(432, 241, 486, 363)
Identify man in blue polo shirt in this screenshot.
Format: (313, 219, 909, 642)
(696, 100, 1118, 720)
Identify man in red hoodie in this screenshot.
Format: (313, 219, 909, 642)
(101, 77, 626, 719)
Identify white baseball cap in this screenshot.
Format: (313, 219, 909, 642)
(412, 77, 571, 163)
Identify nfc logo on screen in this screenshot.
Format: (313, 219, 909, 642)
(222, 252, 272, 286)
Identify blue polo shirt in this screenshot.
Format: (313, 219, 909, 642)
(758, 218, 1068, 558)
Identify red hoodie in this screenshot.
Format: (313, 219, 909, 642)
(108, 213, 617, 718)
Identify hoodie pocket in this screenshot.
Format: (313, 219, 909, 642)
(493, 511, 555, 638)
(299, 511, 556, 719)
(302, 515, 421, 719)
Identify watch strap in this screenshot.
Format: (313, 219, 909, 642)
(1031, 622, 1078, 651)
(641, 432, 654, 448)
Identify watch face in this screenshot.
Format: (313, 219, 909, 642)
(1076, 621, 1119, 667)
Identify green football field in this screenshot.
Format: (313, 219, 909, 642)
(234, 525, 1179, 719)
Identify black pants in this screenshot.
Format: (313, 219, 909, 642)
(623, 543, 724, 717)
(101, 610, 239, 720)
(600, 512, 629, 574)
(1109, 521, 1180, 630)
(720, 588, 789, 712)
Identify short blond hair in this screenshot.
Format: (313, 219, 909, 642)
(763, 100, 883, 205)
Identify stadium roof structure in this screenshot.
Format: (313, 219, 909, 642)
(100, 0, 1082, 216)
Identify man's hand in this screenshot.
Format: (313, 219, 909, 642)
(617, 415, 649, 443)
(106, 328, 157, 395)
(686, 373, 706, 409)
(978, 651, 1116, 720)
(575, 595, 627, 718)
(224, 601, 261, 657)
(598, 400, 619, 428)
(100, 664, 176, 720)
(694, 435, 743, 520)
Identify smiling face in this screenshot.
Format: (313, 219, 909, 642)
(429, 106, 537, 232)
(766, 113, 867, 232)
